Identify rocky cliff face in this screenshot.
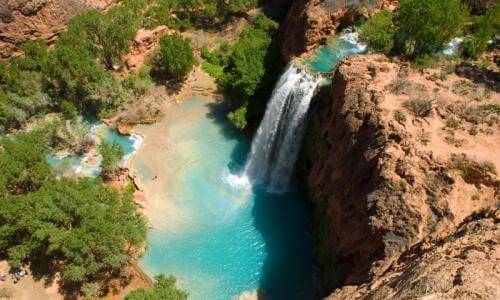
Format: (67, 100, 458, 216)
(0, 0, 116, 59)
(279, 0, 397, 60)
(299, 54, 499, 296)
(329, 208, 500, 299)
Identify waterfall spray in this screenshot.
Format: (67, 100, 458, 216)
(243, 65, 321, 192)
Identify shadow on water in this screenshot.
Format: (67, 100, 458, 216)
(204, 100, 317, 299)
(204, 101, 250, 172)
(251, 186, 316, 300)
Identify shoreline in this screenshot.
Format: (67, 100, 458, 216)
(126, 66, 220, 281)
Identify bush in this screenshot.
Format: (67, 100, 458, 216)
(394, 110, 407, 122)
(126, 274, 188, 300)
(463, 4, 500, 58)
(214, 14, 280, 128)
(359, 11, 395, 53)
(403, 98, 433, 117)
(99, 140, 124, 175)
(394, 0, 468, 58)
(155, 35, 197, 81)
(0, 178, 147, 284)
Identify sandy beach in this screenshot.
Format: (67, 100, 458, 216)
(130, 67, 221, 228)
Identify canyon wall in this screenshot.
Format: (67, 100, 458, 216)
(279, 0, 397, 60)
(0, 0, 116, 59)
(299, 54, 499, 296)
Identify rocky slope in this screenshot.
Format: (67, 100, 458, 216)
(329, 208, 499, 299)
(299, 54, 499, 296)
(0, 0, 116, 59)
(279, 0, 397, 60)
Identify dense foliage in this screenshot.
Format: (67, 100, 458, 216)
(462, 3, 499, 58)
(99, 140, 125, 175)
(394, 0, 468, 58)
(0, 131, 147, 294)
(359, 0, 498, 60)
(142, 0, 258, 29)
(359, 11, 395, 53)
(202, 14, 281, 129)
(155, 35, 197, 81)
(125, 274, 188, 300)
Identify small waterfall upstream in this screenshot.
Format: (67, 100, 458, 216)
(243, 65, 322, 191)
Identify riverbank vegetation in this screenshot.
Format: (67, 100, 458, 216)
(358, 0, 498, 61)
(0, 131, 147, 296)
(202, 14, 283, 129)
(126, 274, 188, 299)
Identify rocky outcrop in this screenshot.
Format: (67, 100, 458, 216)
(124, 25, 174, 69)
(279, 0, 397, 60)
(0, 0, 116, 59)
(329, 209, 500, 299)
(299, 54, 499, 295)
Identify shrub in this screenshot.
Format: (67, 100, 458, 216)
(359, 10, 395, 53)
(155, 35, 197, 81)
(394, 110, 407, 122)
(446, 116, 461, 129)
(394, 0, 468, 58)
(403, 98, 433, 117)
(228, 104, 248, 129)
(99, 140, 125, 175)
(463, 4, 500, 58)
(126, 274, 188, 300)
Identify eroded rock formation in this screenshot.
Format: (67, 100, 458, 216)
(299, 54, 499, 296)
(0, 0, 116, 59)
(279, 0, 397, 60)
(329, 209, 499, 299)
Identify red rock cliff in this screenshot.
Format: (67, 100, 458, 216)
(299, 54, 499, 295)
(0, 0, 116, 59)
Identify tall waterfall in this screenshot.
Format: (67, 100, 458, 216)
(243, 65, 321, 191)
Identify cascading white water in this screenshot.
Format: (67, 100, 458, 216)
(243, 65, 321, 192)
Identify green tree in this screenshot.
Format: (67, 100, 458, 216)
(0, 178, 147, 283)
(99, 140, 124, 175)
(394, 0, 468, 58)
(216, 15, 279, 128)
(0, 131, 50, 196)
(125, 274, 188, 300)
(359, 10, 395, 53)
(463, 3, 499, 58)
(155, 35, 197, 81)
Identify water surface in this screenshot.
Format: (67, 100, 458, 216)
(139, 99, 315, 299)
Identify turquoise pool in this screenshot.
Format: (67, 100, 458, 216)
(307, 32, 367, 73)
(47, 119, 141, 177)
(140, 99, 315, 299)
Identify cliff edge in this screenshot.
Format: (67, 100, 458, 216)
(299, 54, 499, 297)
(0, 0, 116, 59)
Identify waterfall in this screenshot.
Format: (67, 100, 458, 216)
(243, 65, 321, 192)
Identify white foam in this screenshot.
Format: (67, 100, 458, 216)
(222, 168, 251, 190)
(443, 37, 463, 56)
(340, 31, 368, 53)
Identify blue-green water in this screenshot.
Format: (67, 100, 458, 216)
(307, 32, 367, 73)
(140, 99, 315, 299)
(47, 119, 141, 177)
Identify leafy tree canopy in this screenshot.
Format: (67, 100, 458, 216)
(155, 35, 197, 81)
(125, 274, 188, 300)
(394, 0, 469, 58)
